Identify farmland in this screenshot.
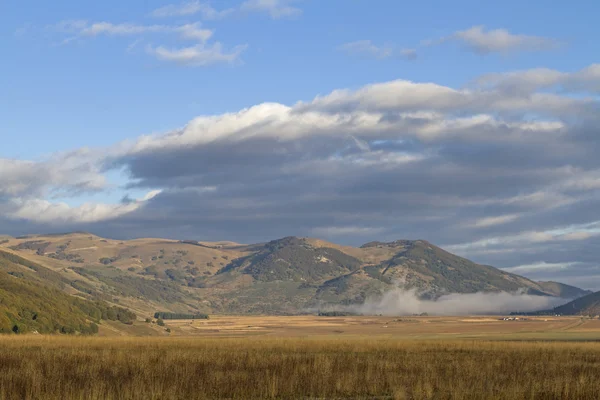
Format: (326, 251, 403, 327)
(100, 314, 600, 341)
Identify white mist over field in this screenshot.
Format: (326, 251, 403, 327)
(345, 289, 569, 316)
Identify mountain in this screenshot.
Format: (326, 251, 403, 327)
(220, 237, 363, 282)
(537, 281, 592, 299)
(358, 240, 548, 295)
(547, 291, 600, 316)
(0, 233, 589, 316)
(0, 250, 136, 334)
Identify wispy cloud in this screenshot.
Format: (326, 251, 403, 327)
(146, 42, 247, 66)
(52, 17, 246, 67)
(338, 41, 417, 61)
(151, 0, 301, 20)
(338, 40, 393, 59)
(55, 20, 213, 42)
(151, 1, 235, 19)
(428, 25, 559, 54)
(240, 0, 302, 18)
(469, 214, 520, 228)
(79, 22, 169, 36)
(176, 22, 214, 42)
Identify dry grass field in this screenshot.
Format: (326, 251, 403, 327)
(1, 335, 600, 399)
(2, 316, 600, 399)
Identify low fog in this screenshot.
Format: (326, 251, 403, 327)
(339, 289, 570, 316)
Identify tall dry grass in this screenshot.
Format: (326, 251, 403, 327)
(0, 336, 599, 399)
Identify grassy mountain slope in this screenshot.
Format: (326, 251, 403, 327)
(0, 250, 136, 334)
(0, 233, 590, 315)
(312, 240, 557, 307)
(365, 240, 549, 295)
(219, 237, 362, 282)
(0, 232, 252, 316)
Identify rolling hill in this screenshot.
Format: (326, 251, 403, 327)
(0, 250, 136, 334)
(0, 233, 590, 316)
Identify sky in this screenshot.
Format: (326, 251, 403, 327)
(2, 0, 600, 288)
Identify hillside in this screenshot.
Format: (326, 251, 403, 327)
(0, 250, 136, 334)
(219, 237, 363, 282)
(537, 281, 593, 299)
(0, 233, 589, 315)
(549, 291, 600, 316)
(312, 240, 581, 308)
(361, 240, 547, 294)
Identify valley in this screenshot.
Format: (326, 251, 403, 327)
(0, 232, 596, 335)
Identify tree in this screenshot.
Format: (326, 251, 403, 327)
(157, 318, 165, 326)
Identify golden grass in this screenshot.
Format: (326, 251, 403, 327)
(1, 336, 600, 399)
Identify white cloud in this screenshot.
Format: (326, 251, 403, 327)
(56, 20, 214, 42)
(297, 78, 591, 121)
(338, 40, 393, 59)
(469, 214, 520, 228)
(475, 64, 600, 94)
(152, 0, 303, 20)
(151, 1, 234, 19)
(146, 42, 247, 66)
(0, 153, 105, 198)
(240, 0, 302, 18)
(338, 42, 416, 60)
(113, 70, 590, 157)
(432, 25, 558, 54)
(175, 22, 213, 42)
(79, 22, 169, 36)
(7, 190, 160, 224)
(52, 17, 248, 67)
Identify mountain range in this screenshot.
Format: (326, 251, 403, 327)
(0, 232, 592, 328)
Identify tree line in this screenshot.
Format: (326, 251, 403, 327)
(154, 312, 209, 320)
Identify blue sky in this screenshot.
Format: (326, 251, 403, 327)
(2, 0, 600, 288)
(3, 0, 596, 157)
